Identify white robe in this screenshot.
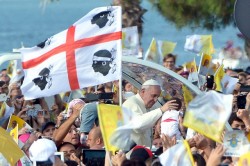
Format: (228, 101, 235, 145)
(122, 94, 162, 148)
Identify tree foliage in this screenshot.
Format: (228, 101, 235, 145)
(150, 0, 235, 30)
(113, 0, 147, 43)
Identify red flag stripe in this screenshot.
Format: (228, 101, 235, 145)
(66, 26, 79, 90)
(162, 118, 177, 123)
(22, 31, 122, 69)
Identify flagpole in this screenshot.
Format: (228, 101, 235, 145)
(197, 53, 204, 89)
(119, 78, 122, 106)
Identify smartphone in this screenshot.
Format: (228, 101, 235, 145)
(85, 93, 99, 102)
(33, 160, 53, 166)
(82, 149, 105, 166)
(85, 92, 114, 102)
(37, 110, 44, 116)
(240, 85, 250, 92)
(237, 95, 247, 109)
(206, 75, 214, 89)
(33, 98, 40, 105)
(54, 152, 64, 162)
(26, 109, 38, 117)
(98, 92, 114, 100)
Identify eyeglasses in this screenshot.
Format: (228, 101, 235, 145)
(15, 95, 24, 99)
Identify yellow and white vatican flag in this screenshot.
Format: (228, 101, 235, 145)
(0, 101, 14, 126)
(198, 53, 214, 76)
(157, 40, 176, 57)
(144, 38, 160, 63)
(159, 140, 194, 166)
(98, 104, 123, 153)
(20, 6, 122, 100)
(184, 34, 214, 55)
(183, 60, 199, 83)
(214, 64, 225, 92)
(10, 124, 18, 144)
(122, 26, 140, 57)
(214, 64, 238, 94)
(7, 115, 32, 132)
(223, 130, 249, 157)
(183, 91, 233, 143)
(109, 106, 137, 152)
(0, 127, 24, 165)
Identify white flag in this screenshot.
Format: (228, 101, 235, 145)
(122, 26, 139, 57)
(183, 91, 233, 143)
(223, 130, 249, 157)
(20, 6, 122, 100)
(159, 140, 194, 166)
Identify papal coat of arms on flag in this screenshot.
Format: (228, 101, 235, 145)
(20, 6, 122, 100)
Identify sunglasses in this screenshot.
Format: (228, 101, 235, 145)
(15, 95, 24, 99)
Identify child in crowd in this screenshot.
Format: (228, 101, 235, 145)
(161, 97, 183, 140)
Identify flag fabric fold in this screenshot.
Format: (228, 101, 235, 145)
(0, 127, 24, 165)
(198, 53, 216, 76)
(183, 60, 198, 83)
(183, 91, 233, 143)
(97, 104, 123, 153)
(144, 38, 176, 64)
(144, 38, 159, 63)
(157, 40, 176, 58)
(122, 26, 140, 57)
(0, 102, 14, 126)
(7, 115, 32, 132)
(20, 6, 122, 100)
(184, 34, 214, 55)
(10, 124, 19, 144)
(214, 65, 238, 94)
(223, 130, 249, 157)
(159, 140, 194, 166)
(109, 106, 139, 152)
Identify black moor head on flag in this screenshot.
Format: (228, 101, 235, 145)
(37, 37, 53, 49)
(91, 10, 114, 28)
(32, 65, 53, 90)
(92, 49, 116, 76)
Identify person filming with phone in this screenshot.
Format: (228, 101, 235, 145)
(202, 75, 216, 91)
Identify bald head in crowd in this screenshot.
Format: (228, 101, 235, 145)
(86, 126, 104, 149)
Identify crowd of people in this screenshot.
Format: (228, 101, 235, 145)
(0, 52, 250, 166)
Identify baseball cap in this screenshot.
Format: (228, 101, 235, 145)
(130, 145, 153, 162)
(41, 121, 56, 133)
(29, 138, 57, 163)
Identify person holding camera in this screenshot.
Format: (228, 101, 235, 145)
(201, 75, 216, 91)
(53, 101, 85, 147)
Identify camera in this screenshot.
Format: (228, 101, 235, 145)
(61, 113, 68, 120)
(26, 105, 38, 117)
(240, 85, 250, 92)
(85, 92, 114, 102)
(237, 95, 246, 109)
(206, 75, 214, 89)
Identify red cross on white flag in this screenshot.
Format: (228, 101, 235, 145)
(20, 6, 122, 100)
